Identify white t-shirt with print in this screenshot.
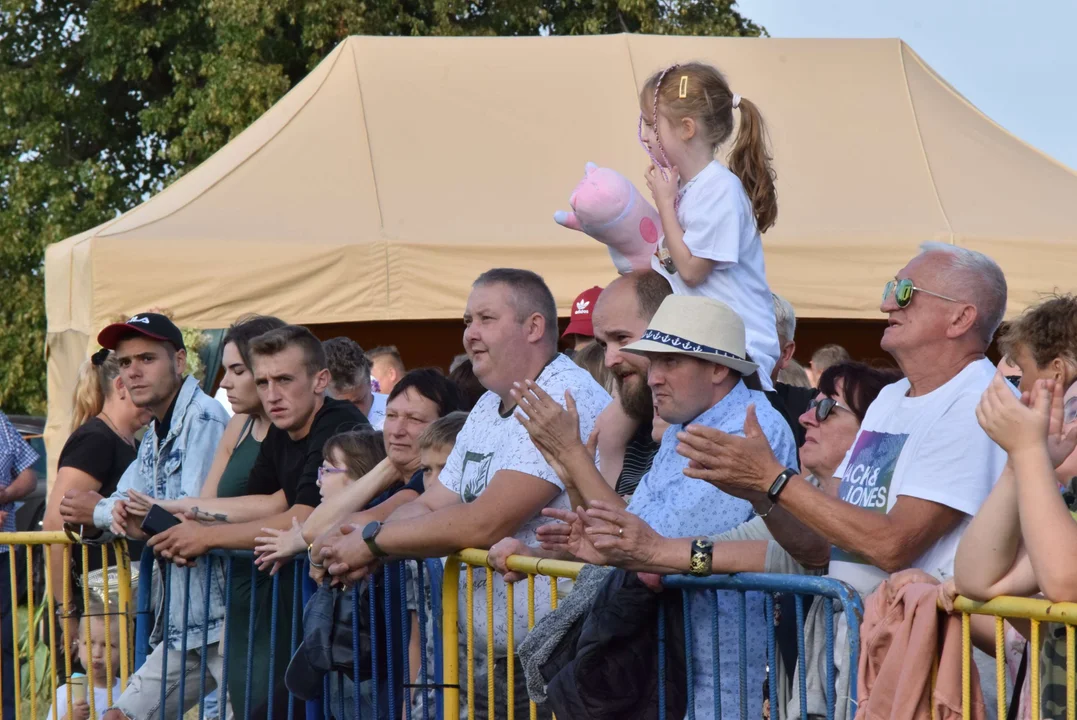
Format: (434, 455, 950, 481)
(650, 160, 780, 391)
(829, 358, 1008, 596)
(439, 354, 611, 656)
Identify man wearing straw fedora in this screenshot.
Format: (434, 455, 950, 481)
(533, 294, 799, 719)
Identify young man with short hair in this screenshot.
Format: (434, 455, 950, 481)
(82, 313, 230, 720)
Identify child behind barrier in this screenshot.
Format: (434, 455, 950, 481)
(48, 599, 125, 720)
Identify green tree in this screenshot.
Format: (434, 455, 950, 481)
(0, 0, 762, 415)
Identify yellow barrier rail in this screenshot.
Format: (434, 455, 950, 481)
(442, 549, 584, 720)
(0, 532, 132, 720)
(945, 594, 1077, 720)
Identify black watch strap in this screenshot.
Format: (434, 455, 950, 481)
(767, 468, 797, 503)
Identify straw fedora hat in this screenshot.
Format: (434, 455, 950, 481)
(622, 295, 759, 376)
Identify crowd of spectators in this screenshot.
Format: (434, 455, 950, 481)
(4, 66, 1070, 719)
(9, 238, 1058, 720)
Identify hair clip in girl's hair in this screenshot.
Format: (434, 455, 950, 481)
(91, 348, 110, 367)
(678, 76, 688, 99)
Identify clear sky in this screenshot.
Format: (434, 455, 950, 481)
(737, 0, 1077, 170)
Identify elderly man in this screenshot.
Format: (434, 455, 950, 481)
(679, 243, 1010, 718)
(319, 268, 610, 719)
(514, 295, 800, 719)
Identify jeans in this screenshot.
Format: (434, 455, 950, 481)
(0, 557, 14, 720)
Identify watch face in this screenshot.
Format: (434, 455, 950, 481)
(362, 522, 380, 542)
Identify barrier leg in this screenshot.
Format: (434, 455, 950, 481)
(682, 591, 695, 720)
(441, 559, 461, 720)
(713, 591, 723, 720)
(825, 599, 835, 720)
(117, 540, 133, 687)
(10, 547, 20, 720)
(101, 545, 114, 708)
(244, 561, 256, 720)
(268, 572, 279, 720)
(199, 557, 213, 720)
(353, 584, 362, 720)
(62, 545, 73, 720)
(221, 556, 233, 720)
(290, 561, 300, 720)
(658, 594, 666, 720)
(795, 594, 808, 720)
(81, 545, 94, 720)
(177, 566, 193, 720)
(45, 544, 58, 720)
(371, 572, 380, 718)
(764, 593, 776, 720)
(27, 545, 37, 720)
(160, 563, 173, 720)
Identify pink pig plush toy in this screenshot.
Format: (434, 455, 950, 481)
(554, 162, 661, 273)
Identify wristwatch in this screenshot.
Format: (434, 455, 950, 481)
(688, 538, 714, 576)
(767, 468, 798, 504)
(362, 521, 388, 559)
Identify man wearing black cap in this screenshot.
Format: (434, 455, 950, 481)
(77, 312, 232, 720)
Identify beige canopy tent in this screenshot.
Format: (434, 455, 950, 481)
(44, 33, 1077, 476)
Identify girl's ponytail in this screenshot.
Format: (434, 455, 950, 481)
(728, 96, 778, 234)
(70, 350, 121, 432)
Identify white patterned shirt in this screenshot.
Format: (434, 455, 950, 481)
(439, 354, 611, 655)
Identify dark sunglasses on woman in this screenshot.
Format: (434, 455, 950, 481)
(808, 396, 853, 422)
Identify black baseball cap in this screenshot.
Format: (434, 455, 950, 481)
(97, 313, 186, 352)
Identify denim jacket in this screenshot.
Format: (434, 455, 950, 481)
(93, 376, 230, 650)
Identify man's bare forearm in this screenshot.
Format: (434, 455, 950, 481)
(562, 446, 625, 509)
(208, 505, 315, 550)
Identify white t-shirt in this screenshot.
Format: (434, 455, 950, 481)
(439, 354, 611, 655)
(651, 160, 781, 391)
(47, 679, 124, 719)
(367, 392, 387, 430)
(829, 358, 1008, 596)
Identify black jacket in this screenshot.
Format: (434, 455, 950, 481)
(543, 569, 688, 720)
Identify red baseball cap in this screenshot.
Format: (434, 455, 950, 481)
(562, 286, 603, 339)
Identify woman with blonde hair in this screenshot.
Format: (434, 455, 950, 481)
(44, 348, 152, 657)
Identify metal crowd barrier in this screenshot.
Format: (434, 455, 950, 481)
(948, 594, 1077, 720)
(664, 574, 863, 720)
(0, 531, 133, 720)
(134, 549, 445, 720)
(441, 549, 582, 720)
(442, 551, 864, 720)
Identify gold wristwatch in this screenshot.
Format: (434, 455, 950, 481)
(689, 538, 714, 576)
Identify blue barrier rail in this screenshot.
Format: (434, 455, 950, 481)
(133, 549, 444, 720)
(663, 573, 864, 720)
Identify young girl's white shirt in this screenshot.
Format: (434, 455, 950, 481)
(651, 160, 781, 391)
(47, 679, 124, 719)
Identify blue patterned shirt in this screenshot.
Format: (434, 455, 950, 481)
(626, 381, 797, 720)
(0, 411, 39, 544)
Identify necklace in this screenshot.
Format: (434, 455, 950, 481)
(100, 412, 136, 448)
